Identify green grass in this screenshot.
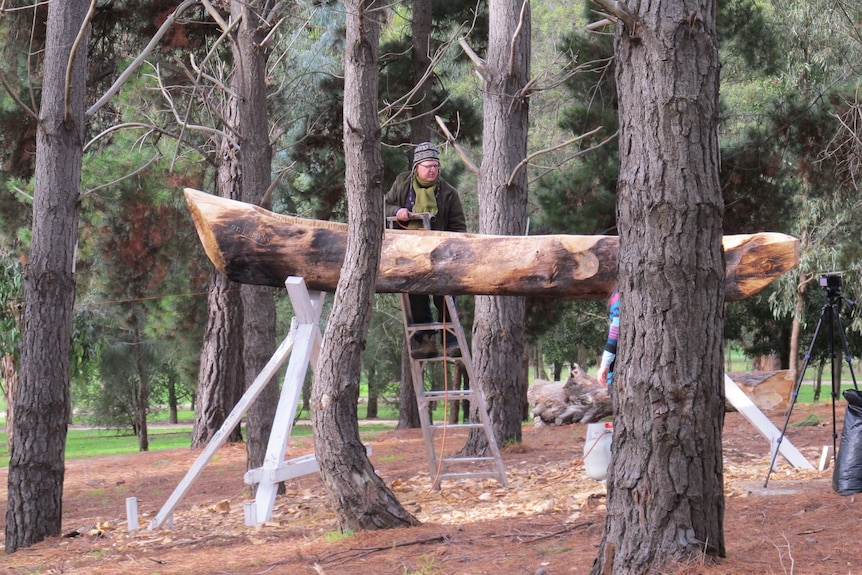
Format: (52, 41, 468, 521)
(0, 420, 396, 466)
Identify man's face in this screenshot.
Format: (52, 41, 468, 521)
(416, 160, 440, 182)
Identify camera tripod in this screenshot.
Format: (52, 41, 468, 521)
(764, 275, 860, 487)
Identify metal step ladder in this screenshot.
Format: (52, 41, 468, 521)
(388, 213, 507, 489)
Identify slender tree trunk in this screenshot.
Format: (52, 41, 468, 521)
(591, 0, 726, 571)
(311, 0, 418, 530)
(464, 0, 531, 454)
(167, 373, 178, 424)
(232, 0, 281, 487)
(134, 327, 150, 452)
(5, 0, 89, 553)
(366, 363, 380, 419)
(193, 269, 245, 446)
(409, 0, 432, 145)
(788, 277, 809, 382)
(2, 354, 18, 444)
(192, 31, 247, 447)
(397, 339, 421, 428)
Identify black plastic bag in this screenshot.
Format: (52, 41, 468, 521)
(833, 389, 862, 494)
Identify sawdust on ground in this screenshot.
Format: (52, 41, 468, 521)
(0, 402, 859, 575)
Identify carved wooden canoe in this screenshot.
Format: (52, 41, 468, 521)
(184, 188, 799, 300)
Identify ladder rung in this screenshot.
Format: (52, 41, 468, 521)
(426, 422, 484, 430)
(405, 321, 449, 331)
(413, 353, 465, 363)
(435, 471, 504, 482)
(441, 456, 497, 464)
(420, 390, 474, 401)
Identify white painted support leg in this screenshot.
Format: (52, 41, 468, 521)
(126, 497, 139, 531)
(250, 277, 324, 524)
(147, 277, 324, 530)
(724, 374, 814, 470)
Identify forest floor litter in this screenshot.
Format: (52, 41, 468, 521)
(1, 402, 859, 574)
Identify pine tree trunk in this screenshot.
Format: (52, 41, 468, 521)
(464, 0, 532, 454)
(409, 0, 432, 145)
(233, 0, 280, 489)
(192, 41, 247, 448)
(5, 0, 88, 553)
(193, 270, 245, 446)
(591, 0, 726, 571)
(397, 340, 421, 429)
(311, 0, 418, 530)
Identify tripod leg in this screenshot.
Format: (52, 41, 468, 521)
(764, 304, 829, 487)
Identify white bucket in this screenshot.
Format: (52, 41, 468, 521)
(583, 421, 613, 481)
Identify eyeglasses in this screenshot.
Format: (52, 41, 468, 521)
(417, 162, 440, 170)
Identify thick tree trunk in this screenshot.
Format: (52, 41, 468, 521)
(184, 188, 799, 301)
(591, 0, 726, 572)
(5, 0, 88, 554)
(234, 0, 280, 489)
(463, 0, 532, 454)
(311, 0, 418, 531)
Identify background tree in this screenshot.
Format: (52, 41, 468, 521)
(461, 0, 531, 453)
(589, 0, 726, 571)
(311, 0, 418, 530)
(191, 6, 248, 448)
(5, 0, 90, 553)
(231, 0, 283, 490)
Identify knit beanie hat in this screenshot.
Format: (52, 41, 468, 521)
(412, 142, 440, 170)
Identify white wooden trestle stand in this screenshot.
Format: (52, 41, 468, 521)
(148, 276, 327, 529)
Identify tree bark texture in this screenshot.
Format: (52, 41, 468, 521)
(192, 42, 247, 448)
(193, 270, 245, 446)
(409, 0, 433, 146)
(234, 0, 281, 487)
(5, 0, 89, 554)
(465, 0, 532, 453)
(311, 0, 419, 531)
(591, 1, 726, 572)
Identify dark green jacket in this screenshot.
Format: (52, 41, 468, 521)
(384, 171, 467, 232)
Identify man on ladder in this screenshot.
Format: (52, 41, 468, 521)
(384, 141, 467, 359)
(384, 142, 507, 488)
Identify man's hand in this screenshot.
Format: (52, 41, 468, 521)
(396, 207, 411, 222)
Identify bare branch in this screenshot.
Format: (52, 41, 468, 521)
(590, 0, 638, 33)
(200, 0, 230, 33)
(435, 114, 480, 175)
(507, 126, 604, 186)
(79, 153, 161, 201)
(528, 130, 619, 186)
(379, 31, 455, 129)
(586, 17, 614, 31)
(508, 0, 529, 77)
(65, 0, 97, 123)
(87, 0, 201, 117)
(0, 69, 37, 121)
(459, 37, 487, 82)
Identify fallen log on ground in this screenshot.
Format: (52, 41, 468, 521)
(527, 365, 612, 426)
(184, 187, 799, 300)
